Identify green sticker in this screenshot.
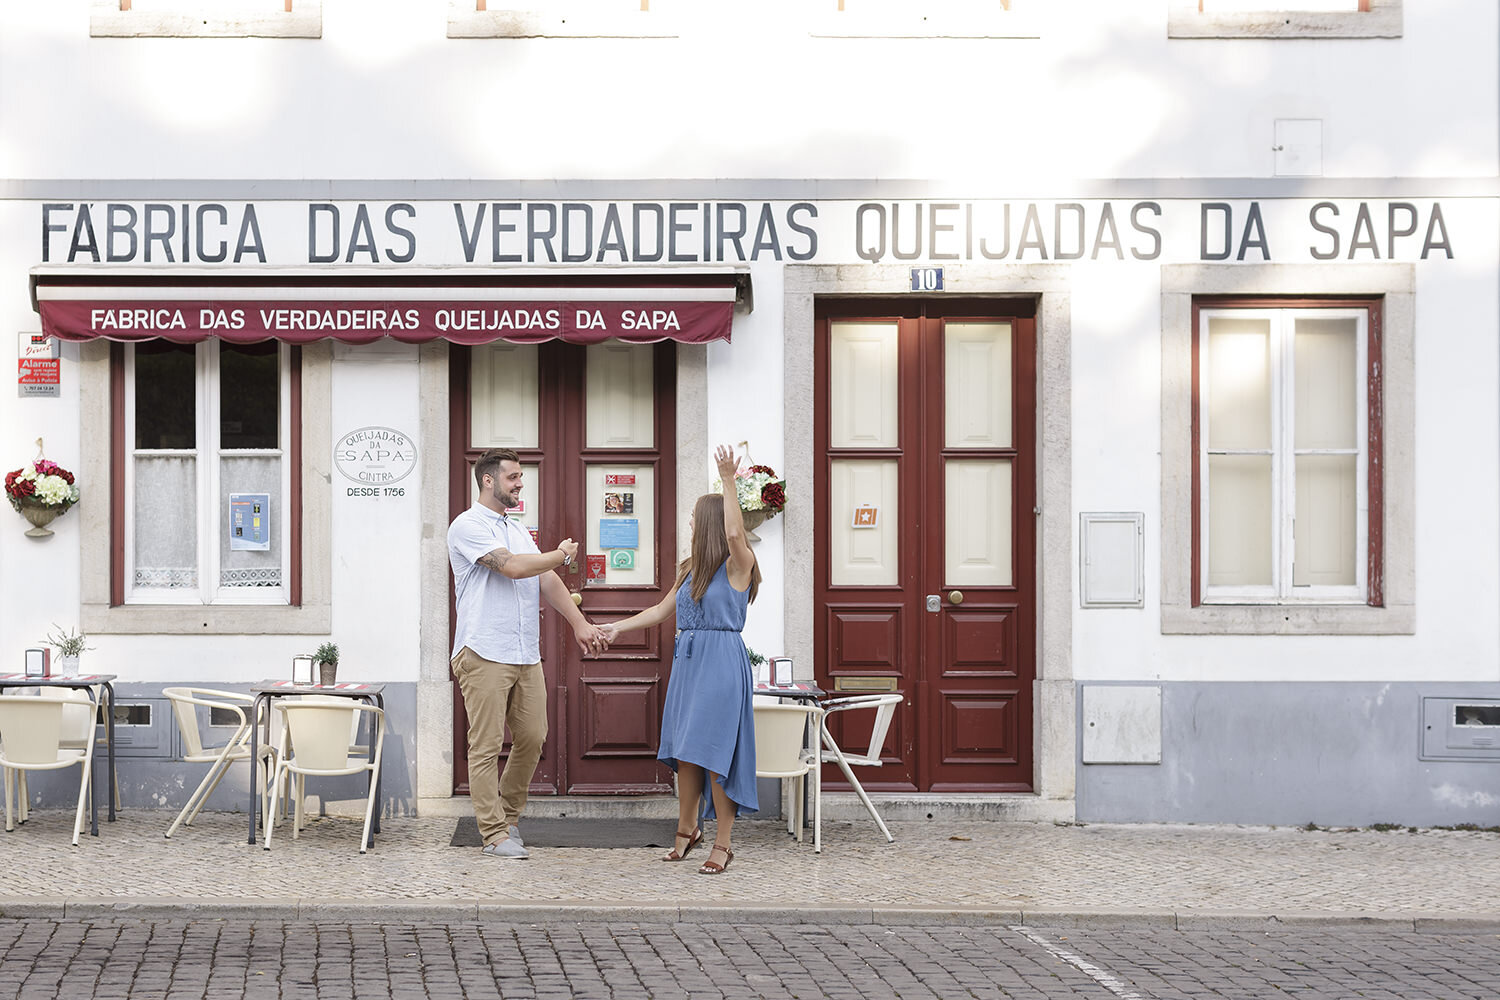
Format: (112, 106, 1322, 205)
(609, 549, 635, 570)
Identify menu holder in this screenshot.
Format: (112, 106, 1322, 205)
(770, 657, 793, 687)
(24, 648, 50, 678)
(291, 654, 314, 685)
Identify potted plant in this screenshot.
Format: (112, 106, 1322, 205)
(313, 641, 339, 687)
(6, 440, 81, 539)
(43, 624, 91, 678)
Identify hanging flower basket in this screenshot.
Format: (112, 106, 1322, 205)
(5, 442, 80, 539)
(713, 443, 787, 540)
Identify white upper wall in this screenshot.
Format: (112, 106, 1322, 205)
(2, 0, 1492, 184)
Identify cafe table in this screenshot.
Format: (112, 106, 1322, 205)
(0, 672, 118, 836)
(246, 680, 386, 847)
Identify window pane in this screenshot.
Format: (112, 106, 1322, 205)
(945, 321, 1012, 448)
(586, 343, 654, 449)
(1206, 316, 1271, 451)
(220, 456, 282, 588)
(1202, 1, 1359, 10)
(830, 321, 899, 448)
(220, 342, 279, 449)
(945, 459, 1012, 586)
(134, 455, 197, 589)
(1206, 455, 1272, 587)
(830, 459, 898, 586)
(1294, 317, 1357, 450)
(1294, 455, 1356, 587)
(135, 342, 196, 449)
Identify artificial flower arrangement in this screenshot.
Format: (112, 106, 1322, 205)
(713, 446, 787, 528)
(6, 456, 80, 514)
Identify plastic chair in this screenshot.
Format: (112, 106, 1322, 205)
(753, 701, 823, 853)
(0, 693, 96, 846)
(265, 700, 385, 853)
(162, 687, 277, 839)
(818, 693, 903, 844)
(57, 687, 121, 815)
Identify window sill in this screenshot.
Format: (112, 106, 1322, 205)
(1162, 602, 1414, 636)
(1167, 0, 1402, 39)
(90, 3, 322, 38)
(448, 9, 677, 38)
(811, 10, 1039, 39)
(82, 601, 331, 635)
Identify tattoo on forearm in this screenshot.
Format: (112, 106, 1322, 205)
(478, 549, 512, 572)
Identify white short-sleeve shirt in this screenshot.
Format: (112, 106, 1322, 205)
(448, 504, 542, 664)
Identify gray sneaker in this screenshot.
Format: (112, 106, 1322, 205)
(508, 824, 524, 847)
(481, 837, 528, 860)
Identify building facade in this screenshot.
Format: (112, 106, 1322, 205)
(3, 0, 1498, 826)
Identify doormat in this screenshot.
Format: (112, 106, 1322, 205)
(450, 815, 674, 849)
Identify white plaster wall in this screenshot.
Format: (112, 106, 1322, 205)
(706, 260, 787, 661)
(1071, 200, 1500, 683)
(328, 342, 424, 682)
(1, 2, 1492, 184)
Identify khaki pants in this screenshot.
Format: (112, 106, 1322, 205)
(452, 646, 548, 847)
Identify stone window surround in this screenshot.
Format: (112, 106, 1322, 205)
(1168, 0, 1402, 40)
(1159, 263, 1415, 636)
(781, 263, 1074, 813)
(78, 339, 333, 635)
(90, 1, 321, 39)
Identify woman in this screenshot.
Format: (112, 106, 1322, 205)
(604, 444, 761, 874)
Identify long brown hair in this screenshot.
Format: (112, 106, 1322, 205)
(675, 493, 761, 604)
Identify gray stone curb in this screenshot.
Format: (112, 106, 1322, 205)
(6, 897, 1499, 931)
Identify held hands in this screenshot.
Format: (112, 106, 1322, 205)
(573, 619, 609, 656)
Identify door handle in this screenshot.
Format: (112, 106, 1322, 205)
(948, 590, 964, 605)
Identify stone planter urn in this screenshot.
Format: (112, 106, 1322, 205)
(19, 503, 63, 538)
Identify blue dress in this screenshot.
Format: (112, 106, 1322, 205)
(657, 562, 758, 818)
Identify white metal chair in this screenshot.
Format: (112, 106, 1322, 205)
(753, 701, 823, 853)
(162, 687, 277, 839)
(0, 693, 96, 846)
(818, 693, 903, 844)
(265, 700, 385, 853)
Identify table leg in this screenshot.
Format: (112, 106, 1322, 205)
(248, 693, 269, 846)
(102, 682, 117, 822)
(371, 694, 384, 839)
(86, 686, 99, 837)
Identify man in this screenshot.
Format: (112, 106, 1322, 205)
(448, 448, 607, 859)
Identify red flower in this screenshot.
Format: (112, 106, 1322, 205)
(747, 465, 777, 477)
(760, 482, 786, 510)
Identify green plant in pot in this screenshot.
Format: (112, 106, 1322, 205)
(43, 624, 91, 678)
(313, 641, 339, 687)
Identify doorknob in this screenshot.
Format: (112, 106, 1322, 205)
(948, 590, 964, 605)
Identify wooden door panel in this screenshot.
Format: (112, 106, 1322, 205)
(942, 609, 1018, 676)
(824, 605, 904, 673)
(940, 693, 1021, 764)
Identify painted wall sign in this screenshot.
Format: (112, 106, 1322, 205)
(334, 425, 416, 485)
(34, 199, 1459, 269)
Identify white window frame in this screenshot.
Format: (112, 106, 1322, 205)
(812, 0, 1039, 39)
(1197, 306, 1368, 606)
(123, 341, 292, 607)
(449, 0, 677, 39)
(1160, 263, 1414, 637)
(1167, 0, 1401, 39)
(90, 0, 322, 39)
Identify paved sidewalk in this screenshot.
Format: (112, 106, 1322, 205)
(1, 810, 1497, 928)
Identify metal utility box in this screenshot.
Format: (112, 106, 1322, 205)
(1419, 697, 1500, 761)
(100, 697, 173, 758)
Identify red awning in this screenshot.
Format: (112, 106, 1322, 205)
(30, 271, 743, 345)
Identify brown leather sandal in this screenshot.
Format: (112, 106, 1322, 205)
(661, 827, 703, 861)
(697, 844, 733, 874)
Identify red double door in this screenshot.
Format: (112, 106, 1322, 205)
(450, 341, 677, 794)
(815, 300, 1038, 792)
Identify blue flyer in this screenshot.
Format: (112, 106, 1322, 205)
(599, 518, 639, 549)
